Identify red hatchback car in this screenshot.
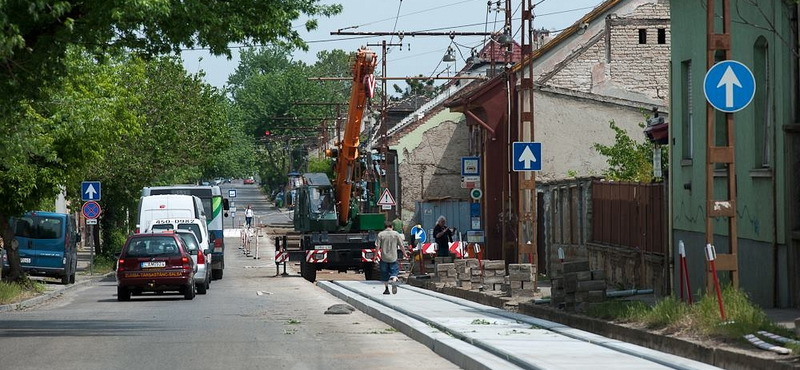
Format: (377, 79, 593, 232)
(116, 232, 196, 301)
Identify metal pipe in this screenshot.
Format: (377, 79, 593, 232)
(534, 288, 655, 305)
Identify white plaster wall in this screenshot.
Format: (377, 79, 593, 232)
(392, 110, 471, 223)
(534, 91, 648, 182)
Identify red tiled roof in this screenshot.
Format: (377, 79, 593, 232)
(478, 41, 522, 64)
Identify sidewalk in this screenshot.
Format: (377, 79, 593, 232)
(765, 308, 800, 333)
(0, 244, 112, 312)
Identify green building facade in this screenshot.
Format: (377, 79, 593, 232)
(670, 1, 799, 308)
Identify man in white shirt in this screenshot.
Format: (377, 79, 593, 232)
(377, 221, 408, 294)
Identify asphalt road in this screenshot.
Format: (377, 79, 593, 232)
(220, 181, 289, 229)
(0, 181, 457, 370)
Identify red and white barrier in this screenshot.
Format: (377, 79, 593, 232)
(361, 248, 381, 262)
(275, 250, 288, 263)
(448, 241, 466, 258)
(306, 250, 328, 263)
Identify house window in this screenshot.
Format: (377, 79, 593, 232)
(657, 29, 666, 44)
(639, 29, 647, 44)
(681, 60, 693, 160)
(753, 37, 771, 168)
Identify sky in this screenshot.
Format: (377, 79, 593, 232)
(180, 0, 605, 91)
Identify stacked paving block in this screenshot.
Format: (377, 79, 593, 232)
(506, 263, 537, 297)
(455, 258, 480, 290)
(481, 260, 506, 291)
(435, 263, 457, 287)
(550, 260, 607, 312)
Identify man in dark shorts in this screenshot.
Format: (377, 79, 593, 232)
(377, 221, 408, 294)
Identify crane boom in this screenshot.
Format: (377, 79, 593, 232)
(332, 48, 377, 225)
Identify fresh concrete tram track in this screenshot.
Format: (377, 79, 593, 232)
(318, 280, 723, 370)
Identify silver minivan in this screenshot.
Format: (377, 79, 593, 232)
(147, 220, 211, 295)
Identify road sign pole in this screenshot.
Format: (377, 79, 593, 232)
(89, 224, 94, 276)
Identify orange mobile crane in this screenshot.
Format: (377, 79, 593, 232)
(293, 48, 385, 282)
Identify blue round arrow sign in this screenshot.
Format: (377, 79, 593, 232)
(410, 225, 427, 243)
(82, 201, 101, 219)
(703, 60, 756, 113)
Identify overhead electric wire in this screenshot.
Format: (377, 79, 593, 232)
(335, 0, 479, 32)
(184, 3, 602, 52)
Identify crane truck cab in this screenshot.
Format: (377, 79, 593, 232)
(294, 173, 385, 282)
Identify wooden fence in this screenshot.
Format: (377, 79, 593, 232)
(591, 180, 666, 255)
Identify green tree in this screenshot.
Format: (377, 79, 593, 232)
(0, 1, 340, 281)
(229, 47, 352, 190)
(593, 120, 667, 183)
(0, 48, 143, 280)
(391, 75, 440, 100)
(0, 1, 341, 106)
(91, 55, 237, 254)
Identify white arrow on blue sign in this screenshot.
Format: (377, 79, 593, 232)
(81, 181, 101, 201)
(410, 225, 427, 243)
(703, 60, 756, 113)
(512, 142, 542, 172)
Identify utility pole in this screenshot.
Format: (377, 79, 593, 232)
(367, 40, 402, 217)
(705, 0, 739, 306)
(517, 0, 538, 289)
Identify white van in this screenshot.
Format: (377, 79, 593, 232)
(137, 195, 206, 233)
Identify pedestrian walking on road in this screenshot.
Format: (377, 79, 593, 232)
(377, 221, 408, 295)
(433, 215, 454, 258)
(245, 205, 254, 228)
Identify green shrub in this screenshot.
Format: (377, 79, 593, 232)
(634, 296, 689, 329)
(0, 281, 24, 304)
(91, 255, 116, 274)
(0, 280, 44, 304)
(691, 286, 789, 338)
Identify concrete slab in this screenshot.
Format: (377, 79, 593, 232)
(317, 281, 524, 370)
(328, 280, 725, 370)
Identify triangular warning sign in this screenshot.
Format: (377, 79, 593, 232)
(377, 188, 396, 206)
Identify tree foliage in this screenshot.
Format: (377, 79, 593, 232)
(391, 75, 441, 100)
(228, 46, 352, 190)
(0, 1, 340, 281)
(593, 120, 667, 183)
(0, 0, 341, 106)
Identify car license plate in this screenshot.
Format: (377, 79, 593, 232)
(141, 261, 166, 268)
(315, 245, 332, 250)
(20, 257, 31, 264)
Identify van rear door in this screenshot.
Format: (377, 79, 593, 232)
(14, 214, 66, 270)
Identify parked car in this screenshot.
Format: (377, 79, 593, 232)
(116, 232, 196, 301)
(2, 212, 79, 284)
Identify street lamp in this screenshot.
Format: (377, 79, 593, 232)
(442, 46, 456, 62)
(497, 27, 513, 46)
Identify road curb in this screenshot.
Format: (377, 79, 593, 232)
(317, 281, 522, 370)
(0, 272, 113, 313)
(407, 278, 800, 370)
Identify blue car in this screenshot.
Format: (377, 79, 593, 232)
(2, 212, 79, 284)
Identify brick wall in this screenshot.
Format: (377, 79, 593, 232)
(543, 2, 670, 106)
(396, 115, 471, 222)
